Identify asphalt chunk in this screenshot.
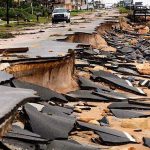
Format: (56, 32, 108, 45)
(5, 125, 47, 143)
(143, 137, 150, 148)
(77, 121, 136, 145)
(47, 140, 98, 150)
(24, 104, 76, 140)
(41, 103, 73, 118)
(110, 109, 150, 118)
(91, 70, 145, 96)
(108, 102, 150, 110)
(12, 80, 68, 103)
(0, 86, 38, 136)
(66, 90, 109, 102)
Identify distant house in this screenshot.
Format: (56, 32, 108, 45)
(14, 0, 85, 10)
(123, 0, 133, 6)
(53, 0, 86, 10)
(54, 0, 74, 10)
(119, 0, 134, 8)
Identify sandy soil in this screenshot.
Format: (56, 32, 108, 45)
(69, 100, 150, 150)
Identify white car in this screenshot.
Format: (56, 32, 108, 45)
(105, 3, 113, 9)
(52, 8, 71, 23)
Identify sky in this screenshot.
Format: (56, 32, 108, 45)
(99, 0, 150, 6)
(132, 0, 150, 5)
(100, 0, 119, 4)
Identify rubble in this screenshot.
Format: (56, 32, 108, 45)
(91, 70, 145, 95)
(41, 103, 73, 117)
(143, 137, 150, 148)
(77, 121, 136, 145)
(66, 90, 109, 101)
(110, 109, 150, 119)
(4, 125, 47, 143)
(0, 9, 149, 150)
(99, 116, 109, 126)
(24, 104, 76, 140)
(0, 86, 38, 137)
(108, 102, 150, 110)
(12, 80, 68, 103)
(2, 138, 37, 150)
(47, 140, 98, 150)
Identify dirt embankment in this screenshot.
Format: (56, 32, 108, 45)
(66, 32, 107, 49)
(7, 53, 78, 93)
(65, 21, 118, 52)
(96, 21, 117, 34)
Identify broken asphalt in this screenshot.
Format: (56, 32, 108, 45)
(0, 9, 149, 150)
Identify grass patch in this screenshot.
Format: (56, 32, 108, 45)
(37, 17, 50, 23)
(0, 32, 14, 39)
(119, 7, 129, 14)
(0, 22, 37, 32)
(0, 7, 51, 38)
(6, 22, 37, 27)
(0, 16, 51, 33)
(71, 10, 92, 16)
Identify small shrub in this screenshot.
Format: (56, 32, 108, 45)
(119, 7, 129, 14)
(0, 32, 14, 39)
(0, 7, 5, 17)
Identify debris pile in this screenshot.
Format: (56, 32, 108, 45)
(0, 15, 149, 150)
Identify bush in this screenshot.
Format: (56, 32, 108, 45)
(0, 32, 14, 39)
(0, 7, 5, 18)
(0, 7, 33, 21)
(24, 7, 32, 14)
(119, 7, 129, 14)
(0, 6, 48, 21)
(9, 8, 17, 18)
(71, 10, 88, 16)
(15, 8, 33, 20)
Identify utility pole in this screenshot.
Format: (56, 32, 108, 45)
(6, 0, 9, 25)
(31, 2, 33, 15)
(18, 0, 20, 6)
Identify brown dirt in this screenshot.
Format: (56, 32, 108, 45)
(96, 21, 118, 35)
(66, 32, 116, 52)
(7, 54, 78, 93)
(136, 63, 150, 75)
(119, 17, 133, 31)
(121, 118, 150, 129)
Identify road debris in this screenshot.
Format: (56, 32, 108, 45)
(0, 9, 149, 150)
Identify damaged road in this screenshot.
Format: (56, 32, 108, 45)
(0, 9, 149, 150)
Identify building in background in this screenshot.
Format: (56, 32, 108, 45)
(49, 0, 86, 10)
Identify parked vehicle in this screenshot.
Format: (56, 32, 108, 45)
(105, 3, 113, 9)
(52, 8, 70, 23)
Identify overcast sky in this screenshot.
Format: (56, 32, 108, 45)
(99, 0, 150, 5)
(133, 0, 150, 5)
(100, 0, 119, 4)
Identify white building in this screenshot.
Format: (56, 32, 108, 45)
(133, 0, 150, 6)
